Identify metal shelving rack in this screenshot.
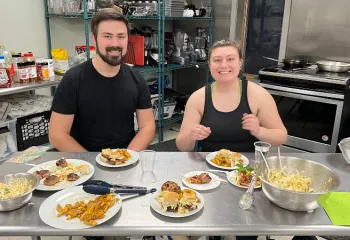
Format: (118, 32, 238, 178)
(44, 0, 213, 142)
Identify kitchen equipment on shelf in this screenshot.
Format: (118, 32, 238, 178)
(142, 27, 153, 66)
(63, 0, 81, 14)
(255, 156, 340, 212)
(316, 61, 350, 73)
(196, 27, 206, 38)
(125, 42, 136, 65)
(127, 35, 144, 66)
(172, 30, 188, 65)
(97, 0, 113, 10)
(151, 30, 158, 52)
(194, 37, 207, 62)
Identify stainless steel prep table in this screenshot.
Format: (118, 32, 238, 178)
(0, 152, 349, 236)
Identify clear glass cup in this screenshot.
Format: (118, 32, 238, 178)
(140, 150, 156, 173)
(254, 141, 271, 172)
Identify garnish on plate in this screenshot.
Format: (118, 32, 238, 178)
(234, 164, 261, 187)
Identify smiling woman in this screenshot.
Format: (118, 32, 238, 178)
(176, 39, 287, 152)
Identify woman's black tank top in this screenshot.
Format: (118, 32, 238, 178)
(199, 80, 257, 152)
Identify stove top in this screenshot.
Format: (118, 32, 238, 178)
(259, 65, 350, 85)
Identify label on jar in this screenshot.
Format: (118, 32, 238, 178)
(42, 68, 49, 79)
(18, 68, 29, 80)
(0, 69, 9, 84)
(29, 66, 37, 78)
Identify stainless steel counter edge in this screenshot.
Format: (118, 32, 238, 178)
(0, 225, 349, 236)
(0, 75, 62, 96)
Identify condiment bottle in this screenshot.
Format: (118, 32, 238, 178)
(17, 62, 29, 84)
(27, 61, 37, 82)
(41, 62, 50, 81)
(36, 61, 43, 81)
(0, 56, 12, 88)
(11, 54, 22, 83)
(22, 52, 35, 62)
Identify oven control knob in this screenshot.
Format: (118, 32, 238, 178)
(322, 135, 329, 142)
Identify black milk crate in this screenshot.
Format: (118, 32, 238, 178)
(16, 111, 51, 151)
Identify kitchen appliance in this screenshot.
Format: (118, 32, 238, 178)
(126, 35, 144, 66)
(172, 30, 188, 65)
(151, 30, 158, 52)
(196, 27, 206, 38)
(142, 27, 152, 65)
(194, 37, 207, 62)
(259, 65, 350, 153)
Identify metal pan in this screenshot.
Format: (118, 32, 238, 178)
(316, 61, 350, 73)
(263, 56, 309, 68)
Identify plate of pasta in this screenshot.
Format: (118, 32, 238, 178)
(206, 149, 249, 170)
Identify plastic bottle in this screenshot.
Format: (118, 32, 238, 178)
(0, 56, 12, 88)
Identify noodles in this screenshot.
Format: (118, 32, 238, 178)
(267, 169, 312, 193)
(0, 178, 33, 200)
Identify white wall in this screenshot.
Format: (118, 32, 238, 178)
(0, 0, 48, 58)
(1, 0, 50, 95)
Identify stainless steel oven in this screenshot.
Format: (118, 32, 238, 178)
(260, 83, 344, 153)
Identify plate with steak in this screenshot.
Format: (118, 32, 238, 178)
(182, 171, 221, 191)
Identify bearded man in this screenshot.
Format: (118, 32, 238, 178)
(49, 8, 155, 152)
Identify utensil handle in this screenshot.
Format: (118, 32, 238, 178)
(83, 185, 112, 195)
(263, 56, 279, 62)
(83, 180, 112, 187)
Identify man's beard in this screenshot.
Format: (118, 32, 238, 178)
(96, 42, 126, 67)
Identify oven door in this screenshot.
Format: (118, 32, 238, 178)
(261, 84, 344, 153)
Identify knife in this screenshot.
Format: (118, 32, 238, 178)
(83, 184, 157, 195)
(83, 180, 147, 190)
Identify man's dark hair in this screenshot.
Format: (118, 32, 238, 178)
(91, 8, 130, 38)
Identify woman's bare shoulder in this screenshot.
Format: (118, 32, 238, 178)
(188, 86, 205, 103)
(187, 86, 206, 113)
(247, 80, 272, 99)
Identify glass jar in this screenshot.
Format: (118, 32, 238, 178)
(64, 0, 81, 14)
(41, 62, 50, 81)
(150, 1, 158, 15)
(27, 61, 37, 82)
(17, 62, 29, 84)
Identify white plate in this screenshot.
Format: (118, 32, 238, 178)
(39, 186, 121, 229)
(95, 149, 139, 168)
(206, 151, 249, 170)
(150, 188, 204, 218)
(182, 171, 220, 191)
(227, 171, 261, 189)
(27, 159, 95, 191)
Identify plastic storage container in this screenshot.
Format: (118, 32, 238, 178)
(16, 111, 51, 151)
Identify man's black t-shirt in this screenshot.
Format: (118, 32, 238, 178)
(51, 59, 152, 151)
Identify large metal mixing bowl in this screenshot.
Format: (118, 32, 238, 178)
(255, 156, 340, 212)
(0, 173, 39, 211)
